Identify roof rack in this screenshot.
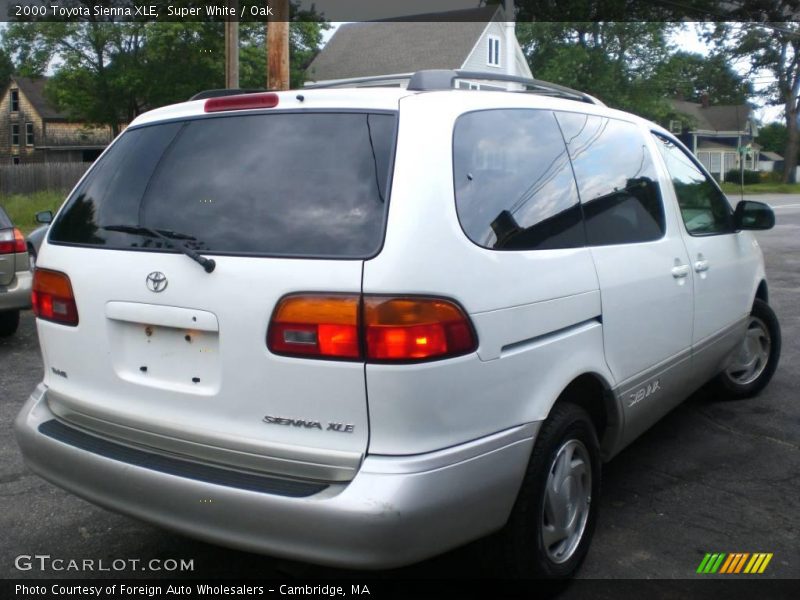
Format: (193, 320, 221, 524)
(418, 70, 603, 105)
(189, 88, 269, 101)
(304, 69, 604, 106)
(303, 73, 414, 89)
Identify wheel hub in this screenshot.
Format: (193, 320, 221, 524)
(541, 439, 592, 564)
(725, 316, 771, 386)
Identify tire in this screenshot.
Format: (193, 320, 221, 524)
(714, 299, 781, 399)
(0, 309, 20, 337)
(500, 402, 601, 578)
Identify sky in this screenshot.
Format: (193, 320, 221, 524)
(670, 24, 782, 123)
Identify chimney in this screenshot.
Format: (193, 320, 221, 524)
(700, 92, 709, 108)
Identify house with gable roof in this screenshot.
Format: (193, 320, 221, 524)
(305, 4, 533, 89)
(1, 76, 117, 165)
(667, 97, 778, 181)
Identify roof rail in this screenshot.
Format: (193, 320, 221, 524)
(303, 73, 414, 89)
(304, 69, 603, 105)
(408, 70, 603, 105)
(189, 88, 269, 101)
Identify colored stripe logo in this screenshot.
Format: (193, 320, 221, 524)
(697, 552, 773, 574)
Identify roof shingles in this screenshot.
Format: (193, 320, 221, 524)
(670, 99, 752, 133)
(306, 7, 498, 82)
(12, 76, 65, 120)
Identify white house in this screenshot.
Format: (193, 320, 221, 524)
(305, 2, 533, 89)
(757, 150, 783, 173)
(668, 98, 761, 181)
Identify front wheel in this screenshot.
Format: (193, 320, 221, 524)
(714, 299, 781, 399)
(500, 402, 600, 578)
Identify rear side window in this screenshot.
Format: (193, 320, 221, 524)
(453, 109, 584, 251)
(49, 112, 396, 258)
(0, 207, 12, 228)
(556, 113, 665, 246)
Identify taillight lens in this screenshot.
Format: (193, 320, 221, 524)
(268, 295, 360, 359)
(267, 294, 477, 362)
(32, 269, 79, 326)
(0, 228, 26, 254)
(364, 296, 476, 361)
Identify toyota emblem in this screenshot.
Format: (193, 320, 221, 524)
(146, 271, 168, 293)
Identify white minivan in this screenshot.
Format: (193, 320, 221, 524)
(16, 71, 780, 578)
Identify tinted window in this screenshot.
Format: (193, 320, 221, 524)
(50, 113, 396, 258)
(453, 109, 584, 250)
(556, 113, 665, 246)
(0, 207, 12, 228)
(652, 134, 734, 235)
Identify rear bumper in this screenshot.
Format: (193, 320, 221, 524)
(0, 270, 32, 311)
(16, 384, 537, 568)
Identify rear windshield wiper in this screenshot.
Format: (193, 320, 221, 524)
(103, 225, 216, 273)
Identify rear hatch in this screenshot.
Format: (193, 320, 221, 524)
(37, 103, 396, 482)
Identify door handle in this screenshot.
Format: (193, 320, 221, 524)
(671, 264, 690, 278)
(694, 259, 709, 272)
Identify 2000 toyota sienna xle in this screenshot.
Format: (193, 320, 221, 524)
(15, 70, 781, 578)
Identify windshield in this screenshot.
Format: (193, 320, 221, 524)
(49, 112, 397, 258)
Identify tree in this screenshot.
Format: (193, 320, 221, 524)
(3, 20, 145, 133)
(515, 21, 675, 120)
(756, 122, 788, 155)
(653, 51, 751, 104)
(711, 15, 800, 182)
(0, 48, 13, 91)
(2, 1, 328, 130)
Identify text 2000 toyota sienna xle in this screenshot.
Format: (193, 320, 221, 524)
(16, 71, 780, 578)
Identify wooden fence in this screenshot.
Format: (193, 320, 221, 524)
(0, 162, 91, 196)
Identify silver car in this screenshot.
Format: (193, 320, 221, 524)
(0, 206, 32, 336)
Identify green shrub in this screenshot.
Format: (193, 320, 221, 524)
(759, 170, 783, 183)
(724, 168, 760, 185)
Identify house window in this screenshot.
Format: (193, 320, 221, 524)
(487, 36, 501, 67)
(710, 152, 722, 177)
(11, 89, 19, 112)
(724, 152, 735, 175)
(11, 123, 19, 146)
(25, 122, 34, 146)
(669, 120, 682, 134)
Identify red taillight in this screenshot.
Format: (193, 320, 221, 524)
(267, 294, 476, 362)
(268, 295, 360, 359)
(32, 269, 79, 326)
(364, 296, 476, 361)
(204, 92, 279, 113)
(0, 228, 26, 254)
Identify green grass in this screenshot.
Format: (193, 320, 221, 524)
(0, 191, 67, 234)
(719, 182, 800, 195)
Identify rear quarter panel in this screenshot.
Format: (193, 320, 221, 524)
(363, 93, 615, 454)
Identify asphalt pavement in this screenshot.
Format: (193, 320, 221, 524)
(1, 195, 797, 584)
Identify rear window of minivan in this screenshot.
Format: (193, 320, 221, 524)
(49, 112, 397, 259)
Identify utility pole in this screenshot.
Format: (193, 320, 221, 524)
(267, 0, 290, 90)
(224, 0, 239, 89)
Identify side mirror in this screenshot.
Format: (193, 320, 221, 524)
(734, 200, 774, 231)
(35, 210, 53, 224)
